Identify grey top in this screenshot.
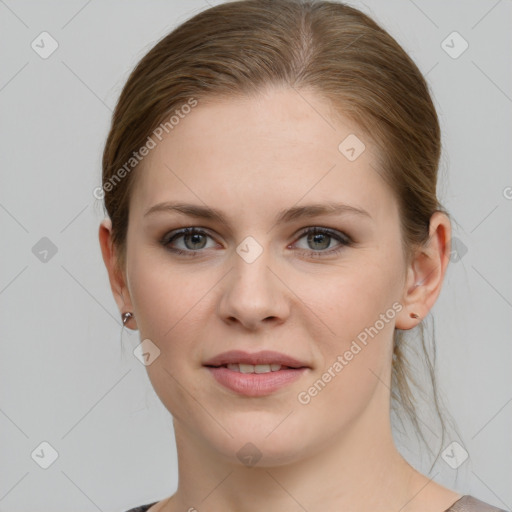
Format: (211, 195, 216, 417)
(123, 495, 507, 511)
(446, 496, 507, 511)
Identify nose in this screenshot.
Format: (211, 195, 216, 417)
(217, 243, 290, 331)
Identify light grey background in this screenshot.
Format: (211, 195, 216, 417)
(1, 1, 511, 511)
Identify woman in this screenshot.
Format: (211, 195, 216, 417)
(98, 1, 505, 511)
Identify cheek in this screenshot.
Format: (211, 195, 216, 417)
(126, 249, 219, 393)
(127, 245, 207, 341)
(302, 255, 402, 345)
(126, 254, 211, 421)
(297, 272, 398, 432)
(297, 251, 401, 398)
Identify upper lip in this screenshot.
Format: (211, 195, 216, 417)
(203, 350, 309, 368)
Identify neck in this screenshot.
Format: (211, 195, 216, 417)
(164, 385, 427, 512)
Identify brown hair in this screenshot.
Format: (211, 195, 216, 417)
(101, 0, 456, 467)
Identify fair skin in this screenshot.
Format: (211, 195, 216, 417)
(99, 87, 460, 512)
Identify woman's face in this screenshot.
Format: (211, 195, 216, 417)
(119, 87, 412, 464)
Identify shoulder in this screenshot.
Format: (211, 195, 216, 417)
(445, 495, 507, 512)
(123, 502, 159, 512)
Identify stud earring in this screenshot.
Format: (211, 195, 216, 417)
(122, 311, 134, 325)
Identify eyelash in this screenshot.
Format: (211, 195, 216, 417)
(160, 226, 352, 258)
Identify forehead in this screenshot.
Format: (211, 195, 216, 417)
(130, 87, 397, 225)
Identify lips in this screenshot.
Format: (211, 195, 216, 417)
(203, 350, 310, 397)
(203, 349, 309, 369)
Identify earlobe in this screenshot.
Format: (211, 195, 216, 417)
(98, 218, 137, 328)
(395, 268, 425, 330)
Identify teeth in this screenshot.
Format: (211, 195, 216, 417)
(225, 363, 284, 373)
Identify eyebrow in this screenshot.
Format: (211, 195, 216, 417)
(143, 201, 372, 226)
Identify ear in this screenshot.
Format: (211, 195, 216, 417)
(395, 211, 451, 330)
(98, 218, 137, 330)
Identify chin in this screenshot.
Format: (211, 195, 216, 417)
(192, 410, 316, 467)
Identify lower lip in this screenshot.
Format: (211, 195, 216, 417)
(205, 366, 307, 397)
